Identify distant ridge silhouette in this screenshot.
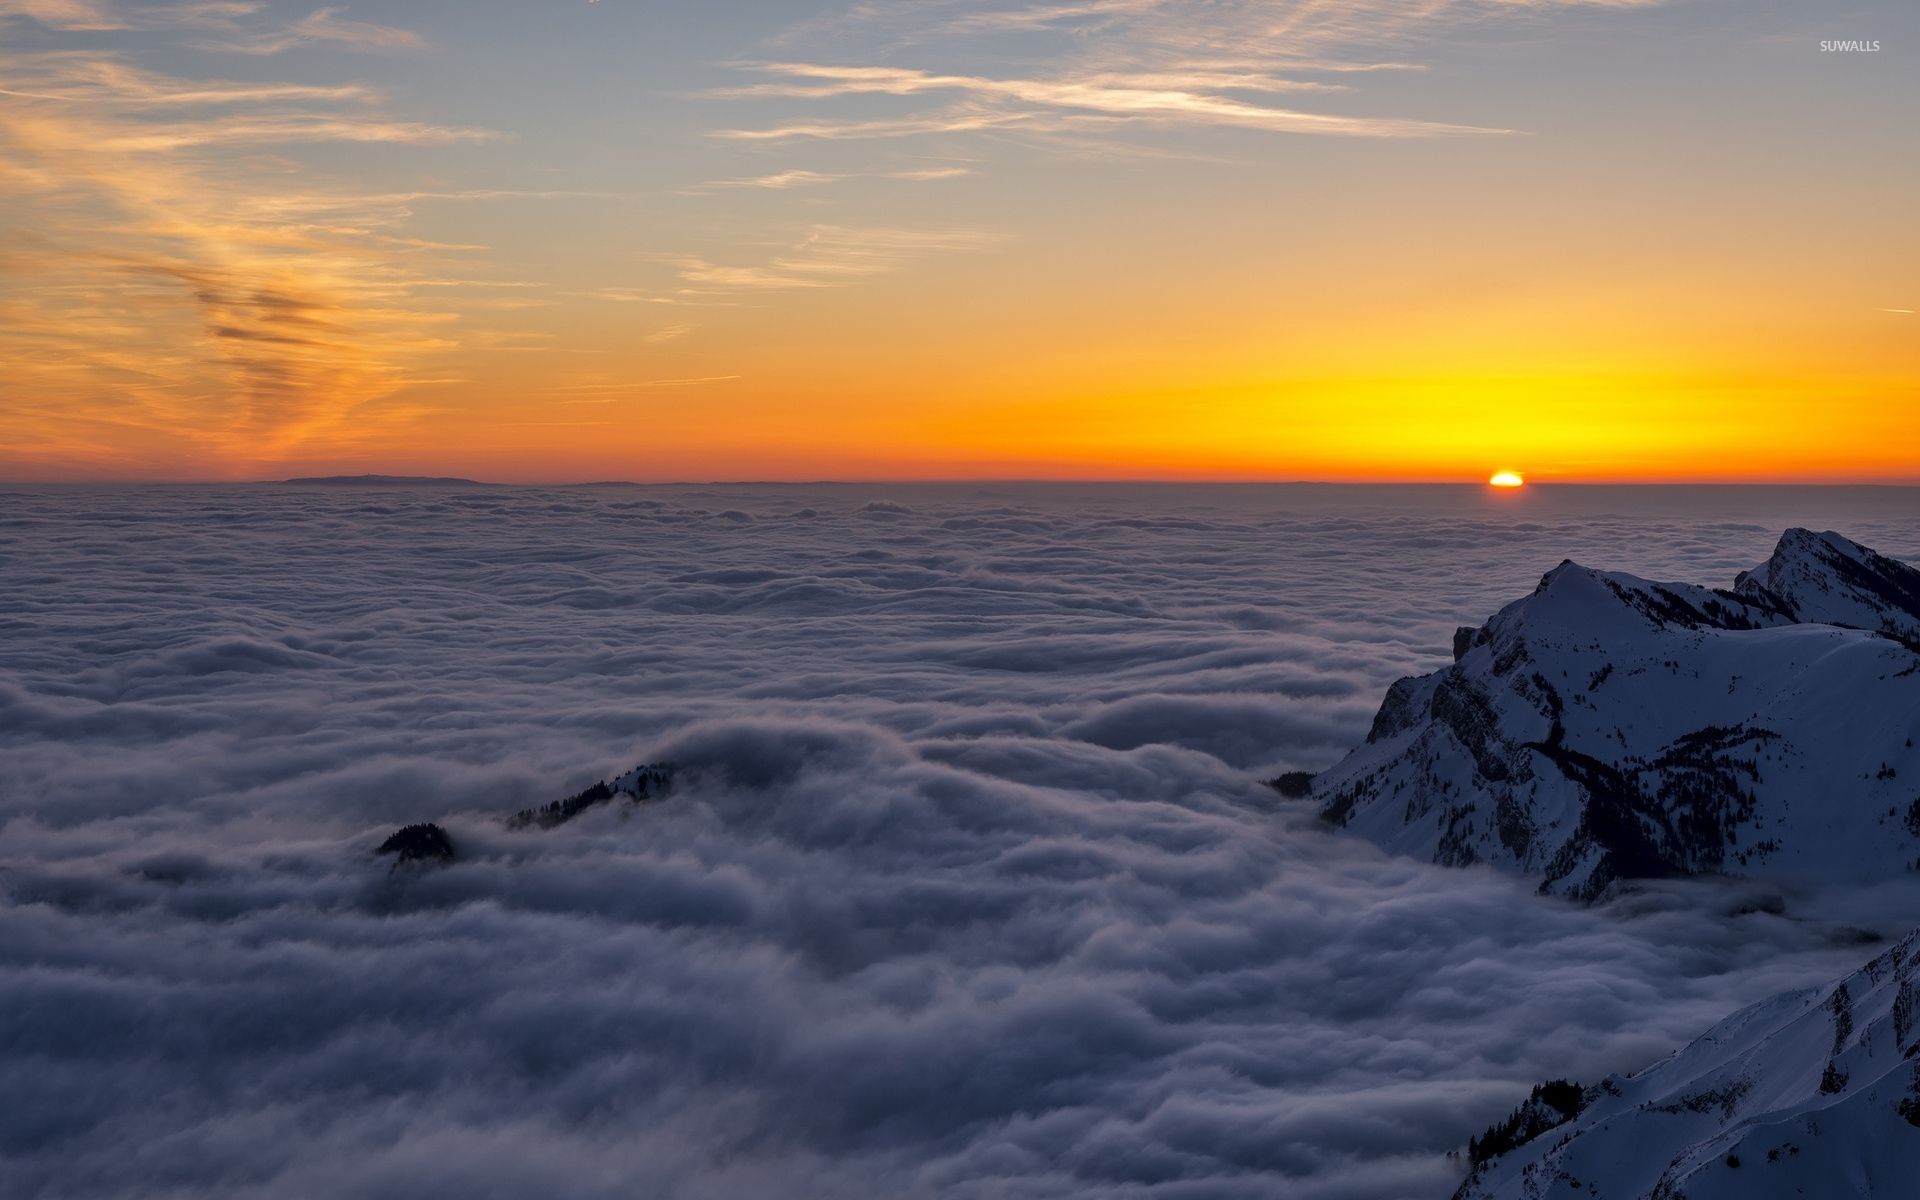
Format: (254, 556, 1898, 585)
(274, 474, 497, 487)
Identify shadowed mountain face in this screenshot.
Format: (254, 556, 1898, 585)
(1457, 926, 1920, 1200)
(1314, 530, 1920, 900)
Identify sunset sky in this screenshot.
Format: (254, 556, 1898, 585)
(1, 0, 1913, 483)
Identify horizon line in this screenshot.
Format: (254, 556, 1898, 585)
(7, 476, 1920, 489)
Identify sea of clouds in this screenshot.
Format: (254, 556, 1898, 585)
(3, 482, 1918, 1199)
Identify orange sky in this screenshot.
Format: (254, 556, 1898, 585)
(1, 0, 1915, 483)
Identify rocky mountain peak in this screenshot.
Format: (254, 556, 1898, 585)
(1310, 529, 1920, 901)
(1737, 527, 1920, 648)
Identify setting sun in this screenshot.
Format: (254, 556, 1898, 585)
(1489, 471, 1527, 489)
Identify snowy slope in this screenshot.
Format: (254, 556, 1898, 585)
(1736, 527, 1920, 649)
(1456, 927, 1920, 1200)
(1312, 530, 1920, 899)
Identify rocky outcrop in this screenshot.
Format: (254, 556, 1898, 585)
(1312, 530, 1920, 900)
(375, 822, 457, 865)
(505, 762, 674, 830)
(370, 763, 676, 867)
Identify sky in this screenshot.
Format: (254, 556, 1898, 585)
(0, 0, 1914, 483)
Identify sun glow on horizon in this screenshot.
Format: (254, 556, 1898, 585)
(1489, 471, 1527, 489)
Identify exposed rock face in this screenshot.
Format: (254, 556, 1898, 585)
(505, 762, 674, 830)
(368, 764, 675, 867)
(375, 822, 456, 864)
(364, 768, 675, 871)
(1313, 530, 1920, 900)
(1455, 927, 1920, 1200)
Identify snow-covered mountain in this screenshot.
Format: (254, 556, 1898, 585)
(1735, 527, 1920, 649)
(1312, 530, 1920, 899)
(1455, 926, 1920, 1199)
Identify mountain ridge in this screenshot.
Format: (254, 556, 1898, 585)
(1312, 529, 1920, 900)
(1456, 925, 1920, 1199)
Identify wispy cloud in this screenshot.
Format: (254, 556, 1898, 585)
(202, 6, 426, 55)
(890, 164, 973, 180)
(706, 168, 848, 189)
(689, 164, 974, 191)
(0, 57, 381, 105)
(0, 41, 487, 471)
(0, 0, 423, 54)
(573, 287, 683, 304)
(542, 375, 744, 400)
(674, 224, 1004, 292)
(0, 50, 488, 147)
(88, 115, 491, 150)
(0, 0, 258, 34)
(723, 0, 1669, 150)
(793, 0, 1659, 61)
(715, 62, 1506, 141)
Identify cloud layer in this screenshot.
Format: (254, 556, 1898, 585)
(3, 483, 1919, 1198)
